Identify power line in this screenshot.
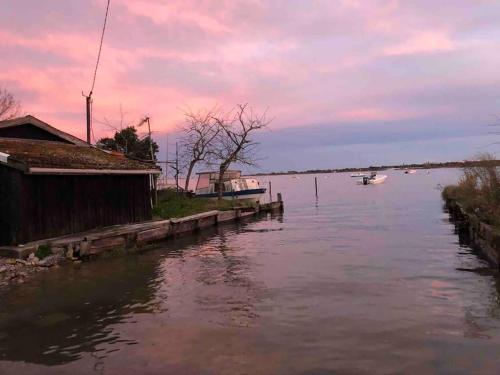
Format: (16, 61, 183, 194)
(90, 0, 111, 95)
(84, 0, 111, 144)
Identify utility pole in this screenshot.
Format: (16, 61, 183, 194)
(175, 142, 179, 193)
(165, 134, 169, 185)
(136, 116, 154, 161)
(146, 117, 154, 161)
(83, 92, 92, 144)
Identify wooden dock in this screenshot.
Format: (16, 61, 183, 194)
(0, 200, 284, 260)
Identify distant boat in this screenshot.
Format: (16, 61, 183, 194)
(404, 169, 417, 174)
(357, 172, 388, 185)
(350, 172, 368, 178)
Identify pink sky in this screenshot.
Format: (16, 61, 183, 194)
(1, 0, 500, 150)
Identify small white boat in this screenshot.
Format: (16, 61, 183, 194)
(357, 172, 388, 185)
(350, 172, 368, 178)
(404, 169, 417, 174)
(194, 170, 266, 202)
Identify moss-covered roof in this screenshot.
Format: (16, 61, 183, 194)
(0, 138, 159, 172)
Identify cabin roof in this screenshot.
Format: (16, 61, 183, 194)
(0, 115, 88, 146)
(0, 138, 160, 175)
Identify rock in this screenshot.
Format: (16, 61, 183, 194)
(0, 266, 7, 274)
(16, 259, 27, 265)
(27, 253, 40, 266)
(51, 247, 65, 256)
(39, 255, 58, 267)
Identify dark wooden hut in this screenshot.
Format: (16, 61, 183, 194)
(0, 116, 160, 246)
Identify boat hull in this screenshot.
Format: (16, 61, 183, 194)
(195, 188, 266, 202)
(357, 175, 388, 185)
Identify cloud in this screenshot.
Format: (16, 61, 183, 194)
(384, 31, 455, 56)
(0, 0, 500, 168)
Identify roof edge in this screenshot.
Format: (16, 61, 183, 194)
(0, 115, 89, 147)
(28, 167, 161, 176)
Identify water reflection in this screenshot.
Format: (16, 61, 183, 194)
(2, 170, 500, 374)
(0, 258, 160, 365)
(0, 217, 274, 367)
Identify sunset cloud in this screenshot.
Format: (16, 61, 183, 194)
(384, 31, 455, 56)
(1, 0, 499, 168)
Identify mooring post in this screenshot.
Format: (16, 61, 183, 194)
(315, 177, 318, 198)
(277, 192, 284, 212)
(269, 181, 272, 202)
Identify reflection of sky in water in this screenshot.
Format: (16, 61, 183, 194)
(1, 169, 500, 374)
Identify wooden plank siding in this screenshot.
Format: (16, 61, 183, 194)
(0, 169, 152, 245)
(0, 165, 22, 245)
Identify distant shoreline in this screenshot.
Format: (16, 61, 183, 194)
(249, 160, 500, 177)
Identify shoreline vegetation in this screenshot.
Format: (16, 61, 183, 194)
(442, 156, 500, 229)
(442, 155, 500, 267)
(152, 189, 257, 219)
(252, 159, 500, 176)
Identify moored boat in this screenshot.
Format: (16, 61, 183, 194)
(357, 172, 388, 185)
(194, 170, 266, 202)
(350, 172, 368, 178)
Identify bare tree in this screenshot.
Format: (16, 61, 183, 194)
(179, 107, 220, 191)
(212, 104, 271, 200)
(0, 87, 21, 120)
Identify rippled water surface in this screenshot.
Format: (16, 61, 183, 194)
(2, 169, 500, 374)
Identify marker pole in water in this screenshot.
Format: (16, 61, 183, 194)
(315, 177, 318, 198)
(269, 181, 272, 202)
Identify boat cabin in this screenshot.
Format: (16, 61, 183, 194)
(194, 170, 265, 201)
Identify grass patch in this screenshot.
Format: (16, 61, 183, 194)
(443, 154, 500, 228)
(35, 244, 52, 259)
(153, 189, 256, 219)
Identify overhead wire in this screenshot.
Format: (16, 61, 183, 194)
(86, 0, 111, 143)
(89, 0, 111, 95)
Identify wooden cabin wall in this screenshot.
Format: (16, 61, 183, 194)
(0, 165, 22, 246)
(14, 174, 152, 245)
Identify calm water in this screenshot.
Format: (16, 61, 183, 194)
(1, 169, 500, 374)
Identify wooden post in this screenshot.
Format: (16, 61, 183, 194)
(153, 174, 158, 206)
(277, 192, 284, 212)
(268, 181, 272, 202)
(315, 177, 318, 198)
